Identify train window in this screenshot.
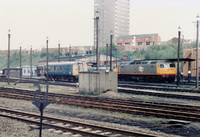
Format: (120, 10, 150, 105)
(84, 65, 87, 71)
(160, 64, 164, 68)
(150, 62, 156, 64)
(142, 62, 147, 64)
(170, 64, 175, 67)
(78, 65, 83, 71)
(130, 62, 135, 64)
(64, 66, 68, 70)
(135, 62, 141, 64)
(164, 64, 170, 68)
(75, 65, 78, 71)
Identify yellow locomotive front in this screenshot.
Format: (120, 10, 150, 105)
(72, 63, 88, 76)
(157, 63, 176, 82)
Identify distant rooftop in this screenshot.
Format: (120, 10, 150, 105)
(117, 33, 159, 39)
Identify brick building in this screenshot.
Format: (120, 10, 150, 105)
(183, 48, 199, 77)
(115, 33, 161, 51)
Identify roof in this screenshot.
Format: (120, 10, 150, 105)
(39, 54, 95, 63)
(117, 33, 159, 39)
(130, 58, 195, 62)
(47, 62, 85, 66)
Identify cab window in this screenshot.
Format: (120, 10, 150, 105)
(74, 65, 78, 71)
(84, 65, 87, 71)
(78, 64, 82, 71)
(160, 64, 164, 68)
(170, 64, 175, 68)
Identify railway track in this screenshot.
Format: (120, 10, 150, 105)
(0, 107, 154, 137)
(118, 83, 200, 93)
(0, 87, 200, 122)
(118, 87, 200, 101)
(0, 77, 77, 87)
(1, 77, 200, 96)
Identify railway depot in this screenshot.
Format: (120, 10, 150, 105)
(0, 0, 200, 137)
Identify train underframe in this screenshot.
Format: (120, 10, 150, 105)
(45, 74, 78, 82)
(118, 74, 175, 83)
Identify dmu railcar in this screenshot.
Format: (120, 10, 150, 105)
(44, 62, 87, 82)
(118, 60, 176, 82)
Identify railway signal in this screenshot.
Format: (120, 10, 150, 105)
(32, 83, 50, 137)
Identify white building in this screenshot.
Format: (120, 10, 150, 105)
(22, 65, 37, 77)
(94, 0, 130, 47)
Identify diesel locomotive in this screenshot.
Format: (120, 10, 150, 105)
(44, 62, 87, 82)
(118, 60, 176, 82)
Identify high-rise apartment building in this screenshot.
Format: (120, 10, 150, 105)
(94, 0, 130, 47)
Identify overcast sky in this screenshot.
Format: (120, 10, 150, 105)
(0, 0, 200, 50)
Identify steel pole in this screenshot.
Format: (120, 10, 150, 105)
(106, 44, 108, 71)
(39, 102, 43, 137)
(7, 31, 10, 85)
(196, 19, 199, 88)
(110, 34, 113, 71)
(177, 30, 181, 85)
(96, 17, 99, 71)
(30, 47, 32, 78)
(20, 46, 22, 79)
(69, 46, 71, 62)
(46, 37, 49, 103)
(46, 38, 49, 81)
(58, 42, 60, 62)
(116, 48, 117, 68)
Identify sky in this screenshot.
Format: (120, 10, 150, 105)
(0, 0, 200, 50)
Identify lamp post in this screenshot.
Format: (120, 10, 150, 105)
(115, 47, 118, 68)
(69, 44, 71, 62)
(46, 37, 49, 82)
(7, 30, 10, 85)
(30, 46, 32, 78)
(58, 41, 60, 62)
(95, 10, 100, 71)
(20, 46, 22, 79)
(177, 26, 181, 86)
(110, 31, 113, 71)
(196, 14, 199, 88)
(106, 44, 108, 71)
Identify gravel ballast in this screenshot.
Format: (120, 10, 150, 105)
(0, 83, 200, 136)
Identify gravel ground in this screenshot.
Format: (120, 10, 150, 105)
(0, 83, 200, 137)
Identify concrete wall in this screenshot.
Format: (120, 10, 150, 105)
(79, 71, 118, 94)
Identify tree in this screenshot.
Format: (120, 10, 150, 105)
(40, 52, 46, 58)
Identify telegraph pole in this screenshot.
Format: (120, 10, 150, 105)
(58, 41, 60, 62)
(20, 46, 22, 79)
(110, 33, 113, 71)
(7, 30, 10, 85)
(95, 10, 99, 71)
(115, 47, 117, 68)
(46, 37, 49, 82)
(30, 46, 32, 78)
(196, 15, 199, 89)
(69, 45, 71, 62)
(177, 27, 181, 86)
(106, 44, 108, 71)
